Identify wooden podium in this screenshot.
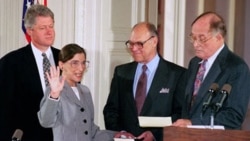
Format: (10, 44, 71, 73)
(164, 126, 250, 141)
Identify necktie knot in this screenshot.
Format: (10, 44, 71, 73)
(42, 53, 46, 57)
(200, 60, 207, 74)
(142, 65, 147, 72)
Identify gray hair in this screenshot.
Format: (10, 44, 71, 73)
(191, 11, 227, 37)
(132, 22, 159, 37)
(24, 4, 54, 28)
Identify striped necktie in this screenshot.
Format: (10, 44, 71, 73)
(42, 53, 51, 86)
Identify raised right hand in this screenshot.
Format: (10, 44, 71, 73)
(46, 66, 65, 98)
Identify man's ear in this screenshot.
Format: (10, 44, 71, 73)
(152, 36, 158, 48)
(216, 33, 223, 41)
(26, 28, 32, 36)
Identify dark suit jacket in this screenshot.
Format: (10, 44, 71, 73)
(0, 44, 60, 141)
(103, 57, 186, 141)
(182, 45, 250, 129)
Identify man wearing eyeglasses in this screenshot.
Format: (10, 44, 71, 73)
(173, 12, 250, 129)
(103, 22, 186, 141)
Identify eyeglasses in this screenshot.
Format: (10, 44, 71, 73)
(68, 60, 90, 68)
(125, 36, 154, 49)
(189, 33, 214, 44)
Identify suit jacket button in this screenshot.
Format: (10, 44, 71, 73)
(80, 108, 84, 112)
(84, 131, 88, 135)
(83, 119, 87, 123)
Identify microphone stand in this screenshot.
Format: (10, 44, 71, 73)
(201, 103, 216, 129)
(210, 104, 215, 129)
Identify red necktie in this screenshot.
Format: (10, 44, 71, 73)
(135, 65, 147, 115)
(192, 60, 207, 105)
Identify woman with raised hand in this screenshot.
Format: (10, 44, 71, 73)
(38, 43, 115, 141)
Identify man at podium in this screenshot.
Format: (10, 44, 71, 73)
(173, 11, 250, 129)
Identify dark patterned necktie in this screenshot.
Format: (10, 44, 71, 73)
(135, 65, 147, 115)
(191, 60, 207, 106)
(42, 53, 51, 86)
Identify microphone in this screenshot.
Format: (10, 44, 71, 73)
(215, 84, 232, 113)
(202, 83, 219, 115)
(11, 129, 23, 141)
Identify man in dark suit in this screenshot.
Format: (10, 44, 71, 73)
(173, 12, 250, 129)
(0, 5, 59, 141)
(103, 22, 186, 141)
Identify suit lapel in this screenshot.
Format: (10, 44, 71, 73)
(127, 63, 139, 115)
(51, 47, 59, 66)
(140, 58, 168, 115)
(185, 59, 200, 111)
(64, 82, 83, 107)
(190, 46, 229, 114)
(22, 45, 59, 96)
(191, 63, 221, 112)
(22, 45, 44, 97)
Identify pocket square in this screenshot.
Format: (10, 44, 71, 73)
(159, 88, 169, 93)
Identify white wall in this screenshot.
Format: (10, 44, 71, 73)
(0, 0, 26, 56)
(0, 0, 157, 129)
(1, 0, 249, 130)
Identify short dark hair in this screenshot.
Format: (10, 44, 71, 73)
(59, 43, 86, 63)
(192, 11, 227, 37)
